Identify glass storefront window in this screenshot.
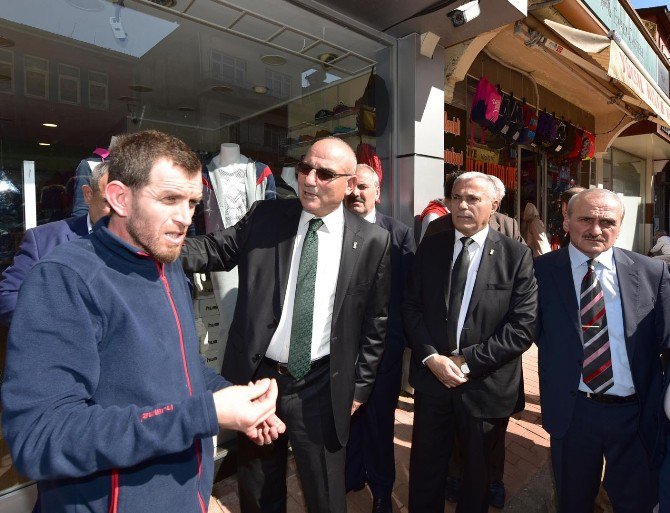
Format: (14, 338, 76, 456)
(604, 148, 644, 252)
(0, 0, 391, 499)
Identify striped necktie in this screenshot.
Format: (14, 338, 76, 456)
(580, 259, 613, 394)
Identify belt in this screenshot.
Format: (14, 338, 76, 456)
(262, 355, 330, 377)
(578, 390, 638, 404)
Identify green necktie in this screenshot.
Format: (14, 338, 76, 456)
(288, 217, 324, 379)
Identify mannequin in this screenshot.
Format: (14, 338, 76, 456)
(199, 141, 275, 384)
(281, 166, 298, 193)
(213, 142, 240, 168)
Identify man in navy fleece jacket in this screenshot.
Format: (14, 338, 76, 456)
(2, 130, 284, 513)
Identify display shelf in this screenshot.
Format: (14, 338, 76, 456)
(282, 128, 374, 149)
(288, 109, 357, 131)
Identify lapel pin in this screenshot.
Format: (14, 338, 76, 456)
(489, 249, 495, 255)
(353, 241, 358, 249)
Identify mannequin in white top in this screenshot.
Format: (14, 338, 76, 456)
(281, 166, 299, 194)
(213, 143, 241, 168)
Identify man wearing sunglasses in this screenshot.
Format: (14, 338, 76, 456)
(181, 137, 392, 513)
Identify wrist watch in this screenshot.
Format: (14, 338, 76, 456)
(460, 361, 470, 375)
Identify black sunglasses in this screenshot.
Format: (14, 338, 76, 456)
(296, 162, 353, 182)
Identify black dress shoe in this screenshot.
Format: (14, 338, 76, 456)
(371, 496, 392, 513)
(445, 476, 461, 503)
(488, 480, 505, 509)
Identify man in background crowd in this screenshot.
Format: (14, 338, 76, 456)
(0, 161, 111, 325)
(344, 163, 415, 513)
(559, 186, 586, 247)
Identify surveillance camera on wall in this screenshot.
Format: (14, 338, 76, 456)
(447, 0, 481, 27)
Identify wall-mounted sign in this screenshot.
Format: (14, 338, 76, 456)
(467, 145, 499, 164)
(444, 104, 466, 172)
(466, 158, 518, 190)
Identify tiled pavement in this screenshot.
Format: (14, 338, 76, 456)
(208, 345, 552, 513)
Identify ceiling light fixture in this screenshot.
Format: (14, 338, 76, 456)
(148, 0, 177, 7)
(318, 53, 338, 64)
(177, 106, 195, 112)
(261, 54, 287, 66)
(0, 36, 15, 48)
(128, 84, 153, 93)
(253, 85, 268, 94)
(211, 85, 233, 94)
(43, 122, 58, 128)
(38, 142, 51, 146)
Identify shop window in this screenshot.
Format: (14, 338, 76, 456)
(264, 123, 287, 149)
(0, 49, 14, 95)
(58, 64, 80, 105)
(23, 55, 48, 100)
(88, 70, 108, 110)
(266, 69, 290, 99)
(209, 50, 246, 85)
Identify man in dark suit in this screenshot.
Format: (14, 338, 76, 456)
(403, 172, 537, 513)
(535, 188, 669, 513)
(344, 164, 415, 513)
(0, 162, 110, 326)
(423, 173, 522, 508)
(181, 137, 391, 513)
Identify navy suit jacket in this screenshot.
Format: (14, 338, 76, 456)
(375, 212, 415, 373)
(0, 215, 88, 326)
(535, 246, 670, 456)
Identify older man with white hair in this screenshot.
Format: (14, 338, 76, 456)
(403, 172, 537, 513)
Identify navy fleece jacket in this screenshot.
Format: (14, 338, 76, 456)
(2, 219, 230, 513)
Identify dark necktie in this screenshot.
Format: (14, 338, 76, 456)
(446, 237, 473, 352)
(288, 218, 323, 379)
(580, 259, 613, 393)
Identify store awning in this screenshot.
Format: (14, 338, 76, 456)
(543, 19, 670, 128)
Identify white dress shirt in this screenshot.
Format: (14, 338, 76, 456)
(264, 204, 345, 362)
(86, 214, 93, 233)
(568, 244, 635, 396)
(424, 225, 489, 362)
(363, 207, 376, 224)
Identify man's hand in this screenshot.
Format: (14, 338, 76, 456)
(425, 354, 468, 388)
(246, 413, 287, 446)
(351, 400, 363, 416)
(213, 378, 278, 432)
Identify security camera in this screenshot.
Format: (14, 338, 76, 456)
(447, 0, 481, 27)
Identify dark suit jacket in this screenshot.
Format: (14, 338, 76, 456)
(0, 215, 88, 326)
(375, 212, 415, 373)
(181, 199, 391, 444)
(424, 211, 524, 243)
(535, 247, 670, 456)
(402, 227, 537, 418)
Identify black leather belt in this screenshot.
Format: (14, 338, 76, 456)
(578, 390, 638, 404)
(262, 355, 330, 377)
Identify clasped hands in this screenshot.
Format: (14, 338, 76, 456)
(425, 354, 468, 389)
(213, 378, 286, 446)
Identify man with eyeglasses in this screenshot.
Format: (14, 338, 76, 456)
(403, 171, 537, 513)
(181, 137, 391, 513)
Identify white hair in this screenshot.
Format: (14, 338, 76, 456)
(567, 188, 625, 219)
(453, 171, 497, 201)
(355, 163, 379, 188)
(489, 175, 505, 200)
